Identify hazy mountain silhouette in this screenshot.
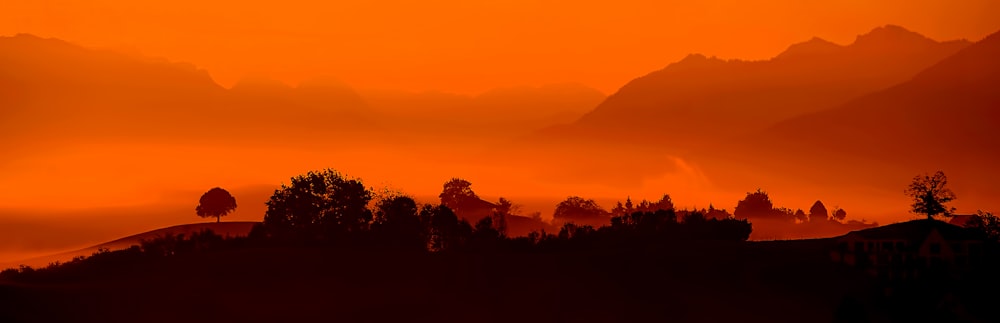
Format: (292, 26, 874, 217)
(752, 28, 1000, 206)
(531, 25, 969, 148)
(0, 34, 378, 152)
(0, 34, 606, 155)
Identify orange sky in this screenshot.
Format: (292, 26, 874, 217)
(2, 0, 998, 94)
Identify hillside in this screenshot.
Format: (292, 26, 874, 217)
(0, 222, 257, 270)
(0, 239, 880, 323)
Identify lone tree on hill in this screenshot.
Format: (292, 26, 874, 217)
(196, 187, 237, 223)
(904, 171, 956, 219)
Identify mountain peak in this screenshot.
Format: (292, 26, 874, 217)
(667, 53, 728, 69)
(775, 37, 843, 60)
(852, 24, 934, 48)
(1, 33, 79, 51)
(681, 53, 709, 61)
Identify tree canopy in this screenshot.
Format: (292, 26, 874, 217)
(904, 171, 956, 219)
(439, 178, 479, 210)
(263, 169, 373, 240)
(809, 201, 828, 222)
(554, 196, 608, 224)
(196, 187, 237, 223)
(734, 189, 776, 219)
(966, 210, 999, 242)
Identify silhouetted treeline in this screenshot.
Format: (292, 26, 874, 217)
(1, 169, 756, 282)
(251, 170, 753, 252)
(1, 169, 909, 282)
(525, 210, 751, 252)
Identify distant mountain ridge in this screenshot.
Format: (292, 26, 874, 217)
(0, 34, 380, 152)
(753, 28, 1000, 200)
(0, 34, 606, 152)
(534, 25, 970, 149)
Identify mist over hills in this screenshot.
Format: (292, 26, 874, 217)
(1, 25, 997, 233)
(0, 34, 604, 154)
(500, 25, 997, 215)
(360, 83, 604, 144)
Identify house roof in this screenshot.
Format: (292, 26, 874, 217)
(460, 198, 497, 210)
(948, 214, 978, 227)
(842, 219, 982, 242)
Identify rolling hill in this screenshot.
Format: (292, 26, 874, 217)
(0, 222, 257, 270)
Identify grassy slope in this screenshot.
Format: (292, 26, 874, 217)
(0, 222, 258, 270)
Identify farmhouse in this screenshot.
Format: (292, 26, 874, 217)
(832, 219, 985, 280)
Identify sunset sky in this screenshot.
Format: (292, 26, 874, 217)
(3, 0, 998, 94)
(2, 0, 999, 262)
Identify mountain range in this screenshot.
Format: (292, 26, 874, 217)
(501, 25, 997, 214)
(532, 25, 971, 148)
(2, 24, 997, 220)
(751, 28, 1000, 203)
(0, 34, 603, 154)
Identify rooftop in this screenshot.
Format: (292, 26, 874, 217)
(842, 219, 982, 242)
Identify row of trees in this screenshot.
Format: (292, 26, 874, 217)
(546, 188, 865, 229)
(194, 169, 976, 247)
(248, 169, 753, 251)
(732, 189, 853, 224)
(7, 170, 988, 282)
(193, 170, 968, 227)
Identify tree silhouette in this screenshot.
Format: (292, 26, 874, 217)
(832, 208, 847, 222)
(682, 211, 707, 224)
(808, 200, 828, 222)
(553, 196, 608, 225)
(373, 194, 424, 250)
(734, 189, 774, 219)
(793, 209, 807, 222)
(420, 204, 472, 251)
(263, 169, 373, 240)
(439, 178, 478, 210)
(633, 194, 675, 213)
(966, 210, 999, 241)
(611, 201, 627, 217)
(492, 197, 514, 237)
(904, 171, 956, 219)
(196, 187, 237, 223)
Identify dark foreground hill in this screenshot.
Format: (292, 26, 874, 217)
(0, 239, 929, 323)
(0, 222, 257, 269)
